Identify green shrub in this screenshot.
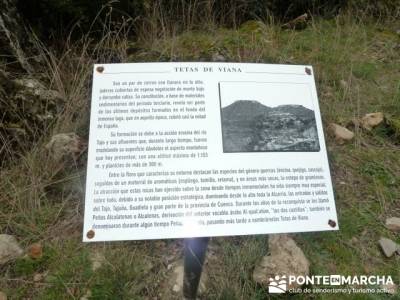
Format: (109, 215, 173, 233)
(17, 0, 144, 38)
(347, 0, 400, 19)
(17, 0, 400, 41)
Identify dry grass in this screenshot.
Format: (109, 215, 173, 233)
(1, 9, 132, 245)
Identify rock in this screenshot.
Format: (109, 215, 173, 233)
(0, 234, 23, 264)
(386, 217, 400, 232)
(223, 101, 320, 152)
(212, 53, 226, 62)
(0, 291, 7, 300)
(171, 262, 206, 295)
(0, 70, 64, 164)
(172, 264, 184, 293)
(27, 243, 42, 259)
(80, 290, 92, 300)
(11, 77, 62, 126)
(349, 236, 358, 244)
(381, 282, 397, 295)
(253, 234, 310, 290)
(282, 13, 308, 30)
(90, 251, 106, 272)
(360, 112, 384, 130)
(46, 133, 87, 162)
(328, 123, 354, 144)
(33, 273, 43, 282)
(378, 237, 399, 257)
(14, 78, 62, 102)
(33, 271, 47, 282)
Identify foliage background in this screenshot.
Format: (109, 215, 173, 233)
(18, 0, 400, 38)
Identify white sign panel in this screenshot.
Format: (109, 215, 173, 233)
(83, 62, 338, 242)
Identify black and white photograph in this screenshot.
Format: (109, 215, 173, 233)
(219, 81, 320, 152)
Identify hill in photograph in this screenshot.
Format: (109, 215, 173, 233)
(221, 100, 320, 152)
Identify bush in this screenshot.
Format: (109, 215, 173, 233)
(17, 0, 400, 41)
(17, 0, 144, 38)
(347, 0, 400, 19)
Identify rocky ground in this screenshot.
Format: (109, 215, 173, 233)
(221, 101, 320, 152)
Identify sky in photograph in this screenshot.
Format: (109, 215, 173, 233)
(219, 81, 315, 110)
